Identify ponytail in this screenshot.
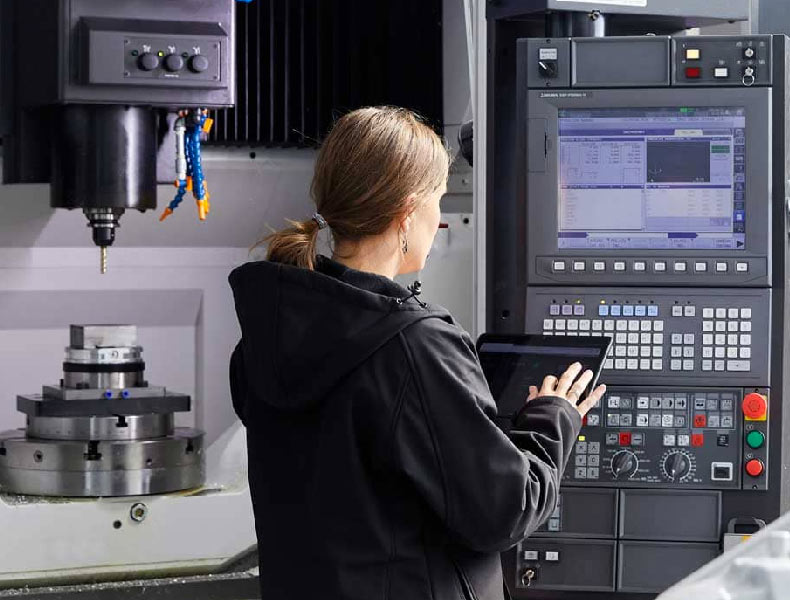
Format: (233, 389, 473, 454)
(265, 219, 321, 270)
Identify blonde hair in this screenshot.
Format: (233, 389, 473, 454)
(265, 106, 451, 270)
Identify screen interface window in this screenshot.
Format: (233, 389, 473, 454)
(557, 107, 746, 251)
(479, 342, 602, 417)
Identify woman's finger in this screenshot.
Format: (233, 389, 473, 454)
(555, 362, 583, 396)
(577, 384, 607, 417)
(568, 369, 594, 399)
(539, 375, 558, 396)
(527, 385, 539, 402)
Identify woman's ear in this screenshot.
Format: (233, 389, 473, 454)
(399, 194, 419, 235)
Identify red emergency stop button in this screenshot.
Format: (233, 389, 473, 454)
(745, 459, 764, 478)
(743, 393, 768, 421)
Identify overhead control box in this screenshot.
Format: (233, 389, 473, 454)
(8, 0, 234, 108)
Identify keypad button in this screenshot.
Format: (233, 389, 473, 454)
(649, 414, 662, 427)
(611, 305, 622, 317)
(652, 359, 663, 370)
(627, 347, 639, 357)
(683, 360, 694, 371)
(715, 334, 726, 345)
(670, 359, 682, 371)
(684, 306, 696, 317)
(567, 320, 579, 331)
(741, 308, 752, 319)
(573, 261, 586, 271)
(604, 320, 615, 331)
(654, 261, 667, 272)
(671, 346, 683, 358)
(640, 359, 651, 370)
(615, 359, 626, 370)
(550, 305, 561, 316)
(671, 333, 683, 345)
(727, 334, 738, 346)
(543, 319, 554, 330)
(728, 322, 738, 332)
(562, 305, 573, 316)
(728, 308, 739, 319)
(708, 415, 721, 429)
(672, 306, 683, 317)
(615, 333, 627, 344)
(716, 262, 728, 273)
(715, 347, 725, 358)
(627, 333, 639, 344)
(641, 333, 651, 345)
(640, 346, 651, 357)
(715, 322, 726, 332)
(598, 305, 609, 317)
(740, 321, 752, 332)
(623, 305, 635, 317)
(727, 347, 738, 359)
(553, 261, 566, 272)
(721, 415, 734, 428)
(555, 320, 566, 330)
(736, 262, 748, 273)
(603, 359, 613, 370)
(702, 308, 714, 318)
(648, 306, 659, 317)
(627, 359, 638, 370)
(674, 262, 687, 272)
(702, 360, 712, 371)
(614, 261, 626, 272)
(653, 321, 664, 332)
(683, 347, 695, 358)
(715, 360, 725, 371)
(702, 334, 713, 346)
(636, 414, 649, 427)
(580, 320, 591, 331)
(652, 346, 663, 357)
(588, 455, 600, 467)
(589, 442, 600, 453)
(727, 360, 750, 372)
(594, 261, 606, 271)
(628, 321, 639, 332)
(634, 261, 646, 272)
(636, 397, 649, 409)
(615, 346, 626, 357)
(574, 305, 585, 316)
(702, 321, 714, 332)
(740, 347, 751, 359)
(592, 320, 603, 331)
(683, 334, 695, 345)
(635, 306, 647, 317)
(716, 308, 727, 319)
(741, 334, 752, 346)
(653, 333, 664, 344)
(695, 262, 707, 272)
(702, 347, 713, 358)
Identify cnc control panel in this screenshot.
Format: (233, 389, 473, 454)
(503, 34, 790, 597)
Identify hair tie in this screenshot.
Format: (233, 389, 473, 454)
(312, 213, 329, 230)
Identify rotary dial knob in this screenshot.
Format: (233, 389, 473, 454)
(610, 450, 638, 479)
(662, 451, 693, 482)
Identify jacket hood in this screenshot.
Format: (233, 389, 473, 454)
(229, 256, 445, 411)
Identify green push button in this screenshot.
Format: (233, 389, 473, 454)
(746, 430, 765, 449)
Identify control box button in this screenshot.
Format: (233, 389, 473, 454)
(686, 48, 701, 60)
(714, 67, 730, 78)
(746, 430, 765, 449)
(692, 433, 704, 447)
(685, 66, 701, 78)
(745, 459, 764, 478)
(743, 393, 768, 421)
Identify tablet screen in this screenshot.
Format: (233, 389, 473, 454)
(477, 334, 611, 418)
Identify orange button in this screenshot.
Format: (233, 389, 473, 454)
(693, 414, 707, 428)
(745, 459, 764, 478)
(692, 433, 704, 447)
(743, 393, 768, 420)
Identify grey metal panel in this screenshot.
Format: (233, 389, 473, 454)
(619, 489, 722, 542)
(525, 87, 772, 288)
(516, 538, 616, 592)
(532, 487, 618, 538)
(617, 540, 719, 593)
(526, 38, 571, 89)
(572, 37, 670, 88)
(488, 0, 750, 21)
(527, 118, 548, 172)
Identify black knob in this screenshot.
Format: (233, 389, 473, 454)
(137, 52, 160, 71)
(538, 60, 558, 79)
(663, 453, 691, 481)
(189, 55, 210, 73)
(163, 54, 185, 72)
(611, 450, 638, 479)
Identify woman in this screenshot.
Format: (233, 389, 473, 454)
(229, 107, 606, 600)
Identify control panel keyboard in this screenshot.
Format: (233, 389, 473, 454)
(527, 287, 769, 385)
(563, 387, 769, 490)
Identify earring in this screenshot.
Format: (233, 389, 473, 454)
(401, 235, 409, 255)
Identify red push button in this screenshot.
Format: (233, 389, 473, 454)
(619, 432, 632, 446)
(693, 414, 707, 428)
(743, 393, 768, 421)
(691, 433, 704, 447)
(745, 459, 764, 478)
(685, 67, 702, 78)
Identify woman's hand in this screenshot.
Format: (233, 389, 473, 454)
(526, 362, 606, 418)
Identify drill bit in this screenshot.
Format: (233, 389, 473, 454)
(100, 247, 107, 275)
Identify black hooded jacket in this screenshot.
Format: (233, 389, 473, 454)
(229, 257, 582, 600)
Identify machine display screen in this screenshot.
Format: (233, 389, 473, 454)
(557, 107, 746, 250)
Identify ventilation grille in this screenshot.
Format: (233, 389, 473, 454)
(209, 0, 443, 147)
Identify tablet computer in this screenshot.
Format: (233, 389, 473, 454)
(476, 333, 612, 419)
